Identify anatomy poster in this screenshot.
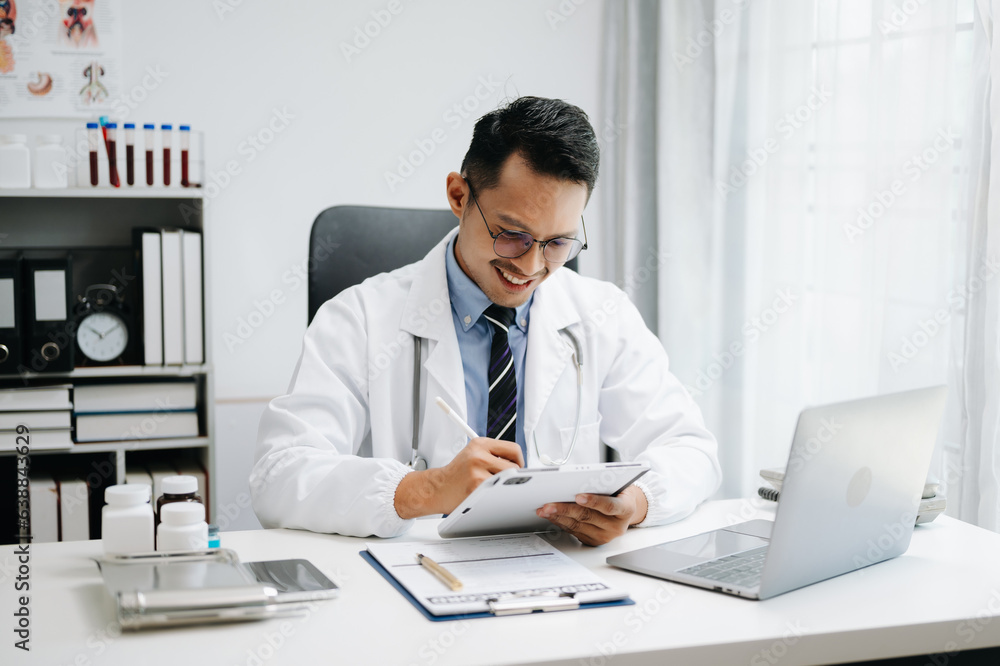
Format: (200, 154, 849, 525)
(0, 0, 122, 118)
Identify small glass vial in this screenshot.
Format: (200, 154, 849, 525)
(124, 123, 135, 186)
(87, 122, 100, 186)
(0, 134, 31, 189)
(179, 124, 190, 187)
(157, 502, 208, 551)
(161, 123, 172, 186)
(155, 474, 203, 529)
(33, 135, 68, 189)
(102, 484, 154, 555)
(105, 122, 120, 187)
(143, 123, 155, 186)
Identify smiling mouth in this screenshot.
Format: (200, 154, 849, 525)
(501, 269, 530, 285)
(494, 266, 539, 291)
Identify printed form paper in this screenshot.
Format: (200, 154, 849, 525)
(365, 533, 628, 616)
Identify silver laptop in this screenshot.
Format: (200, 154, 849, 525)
(607, 386, 947, 600)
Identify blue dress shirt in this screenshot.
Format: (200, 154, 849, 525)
(445, 236, 532, 460)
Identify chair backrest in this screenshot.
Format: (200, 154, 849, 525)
(308, 204, 579, 324)
(308, 205, 458, 324)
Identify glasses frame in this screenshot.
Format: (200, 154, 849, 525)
(467, 182, 588, 264)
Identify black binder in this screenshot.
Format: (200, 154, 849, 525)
(23, 256, 75, 373)
(0, 254, 22, 375)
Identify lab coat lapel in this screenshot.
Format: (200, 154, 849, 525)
(524, 272, 581, 437)
(399, 230, 467, 417)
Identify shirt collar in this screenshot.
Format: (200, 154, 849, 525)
(446, 236, 531, 333)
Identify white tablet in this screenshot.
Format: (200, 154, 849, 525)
(437, 462, 650, 539)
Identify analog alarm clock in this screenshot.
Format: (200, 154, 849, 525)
(75, 284, 132, 364)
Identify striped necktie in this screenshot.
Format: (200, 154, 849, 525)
(484, 304, 518, 442)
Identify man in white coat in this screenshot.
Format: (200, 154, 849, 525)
(251, 96, 720, 544)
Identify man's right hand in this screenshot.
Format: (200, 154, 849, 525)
(394, 438, 524, 519)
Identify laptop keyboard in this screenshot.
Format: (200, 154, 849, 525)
(678, 546, 769, 589)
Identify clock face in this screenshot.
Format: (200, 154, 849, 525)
(76, 311, 129, 362)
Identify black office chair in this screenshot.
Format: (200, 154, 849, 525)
(307, 205, 579, 323)
(307, 206, 458, 324)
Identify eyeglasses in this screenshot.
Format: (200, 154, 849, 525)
(467, 183, 588, 264)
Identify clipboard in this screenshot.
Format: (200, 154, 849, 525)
(361, 551, 633, 621)
(361, 534, 635, 621)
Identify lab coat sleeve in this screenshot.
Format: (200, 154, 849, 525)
(598, 290, 722, 527)
(249, 292, 416, 538)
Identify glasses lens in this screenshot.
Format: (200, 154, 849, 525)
(494, 231, 534, 258)
(543, 238, 584, 263)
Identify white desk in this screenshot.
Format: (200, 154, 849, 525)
(4, 499, 1000, 665)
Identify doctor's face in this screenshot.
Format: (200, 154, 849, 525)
(447, 154, 588, 309)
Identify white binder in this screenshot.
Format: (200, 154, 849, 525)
(160, 230, 184, 365)
(140, 232, 164, 365)
(181, 231, 204, 364)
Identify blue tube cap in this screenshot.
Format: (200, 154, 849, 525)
(124, 123, 135, 129)
(161, 124, 172, 130)
(105, 122, 117, 129)
(143, 123, 155, 130)
(86, 122, 99, 128)
(179, 125, 191, 131)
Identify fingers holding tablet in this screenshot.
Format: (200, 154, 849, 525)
(538, 485, 649, 546)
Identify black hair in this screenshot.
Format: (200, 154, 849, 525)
(0, 18, 14, 33)
(461, 96, 599, 197)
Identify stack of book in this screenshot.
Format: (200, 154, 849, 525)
(0, 385, 74, 450)
(28, 472, 91, 543)
(73, 381, 199, 443)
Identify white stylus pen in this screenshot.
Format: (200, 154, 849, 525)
(434, 396, 480, 440)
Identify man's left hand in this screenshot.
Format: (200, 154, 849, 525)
(536, 485, 648, 546)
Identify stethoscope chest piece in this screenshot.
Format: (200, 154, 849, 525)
(410, 453, 428, 471)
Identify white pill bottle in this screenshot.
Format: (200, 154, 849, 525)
(157, 502, 209, 551)
(102, 484, 155, 555)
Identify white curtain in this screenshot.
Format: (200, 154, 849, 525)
(601, 0, 995, 524)
(601, 0, 748, 494)
(942, 0, 1000, 531)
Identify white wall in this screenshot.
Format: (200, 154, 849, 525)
(1, 0, 607, 531)
(193, 0, 606, 399)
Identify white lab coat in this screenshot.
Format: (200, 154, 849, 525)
(251, 229, 721, 538)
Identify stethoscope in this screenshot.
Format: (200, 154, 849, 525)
(409, 328, 585, 470)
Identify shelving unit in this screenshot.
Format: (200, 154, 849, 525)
(1, 187, 215, 541)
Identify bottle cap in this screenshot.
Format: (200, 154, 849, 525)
(161, 124, 172, 130)
(105, 122, 118, 129)
(160, 502, 205, 526)
(36, 134, 63, 144)
(87, 122, 100, 129)
(179, 125, 190, 131)
(124, 123, 135, 129)
(162, 475, 198, 495)
(105, 484, 151, 506)
(143, 123, 155, 130)
(0, 134, 27, 144)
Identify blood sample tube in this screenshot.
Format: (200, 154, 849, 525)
(143, 124, 155, 186)
(161, 124, 172, 187)
(124, 123, 135, 186)
(179, 125, 190, 187)
(105, 122, 120, 188)
(87, 122, 99, 186)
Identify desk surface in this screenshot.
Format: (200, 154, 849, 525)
(3, 499, 1000, 666)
